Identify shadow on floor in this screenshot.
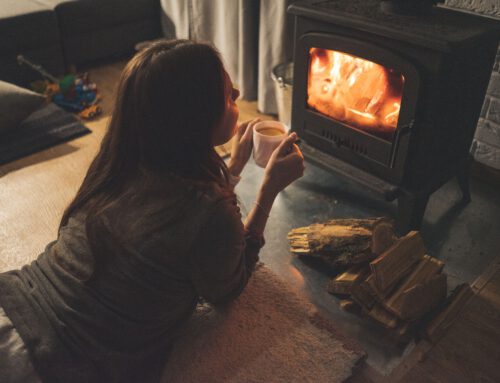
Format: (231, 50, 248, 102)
(0, 143, 79, 177)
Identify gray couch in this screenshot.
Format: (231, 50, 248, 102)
(0, 0, 161, 86)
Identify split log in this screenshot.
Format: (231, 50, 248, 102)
(288, 217, 396, 268)
(363, 274, 397, 300)
(363, 303, 399, 329)
(351, 279, 378, 310)
(327, 264, 370, 296)
(371, 219, 398, 255)
(370, 231, 426, 293)
(424, 283, 473, 343)
(393, 274, 448, 321)
(384, 255, 445, 317)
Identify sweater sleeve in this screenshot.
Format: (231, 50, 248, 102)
(189, 196, 262, 305)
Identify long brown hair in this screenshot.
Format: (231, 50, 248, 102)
(60, 40, 232, 276)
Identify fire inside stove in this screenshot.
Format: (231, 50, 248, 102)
(308, 47, 405, 141)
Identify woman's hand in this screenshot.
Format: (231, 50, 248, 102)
(245, 132, 304, 236)
(228, 118, 260, 177)
(261, 132, 305, 198)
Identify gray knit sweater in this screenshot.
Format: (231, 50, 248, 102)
(0, 174, 261, 383)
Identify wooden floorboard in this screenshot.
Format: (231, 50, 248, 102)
(392, 262, 500, 383)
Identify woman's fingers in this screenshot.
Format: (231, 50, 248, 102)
(243, 118, 259, 142)
(284, 143, 305, 175)
(276, 132, 298, 157)
(289, 143, 303, 158)
(238, 118, 260, 141)
(236, 122, 247, 139)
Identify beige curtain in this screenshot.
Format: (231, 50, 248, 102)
(160, 0, 295, 114)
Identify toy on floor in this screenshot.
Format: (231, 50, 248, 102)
(17, 55, 102, 120)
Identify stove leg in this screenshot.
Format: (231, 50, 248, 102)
(396, 192, 430, 235)
(457, 161, 471, 204)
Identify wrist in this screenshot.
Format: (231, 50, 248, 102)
(228, 158, 244, 177)
(260, 178, 279, 200)
(257, 183, 277, 213)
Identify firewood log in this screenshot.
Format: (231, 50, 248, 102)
(383, 255, 445, 317)
(371, 220, 398, 255)
(327, 264, 370, 296)
(363, 303, 399, 329)
(393, 274, 448, 321)
(363, 274, 397, 300)
(351, 280, 378, 310)
(288, 217, 396, 268)
(370, 231, 426, 293)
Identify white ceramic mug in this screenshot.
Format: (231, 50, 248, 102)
(252, 121, 287, 168)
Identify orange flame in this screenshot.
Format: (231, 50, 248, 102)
(308, 48, 404, 140)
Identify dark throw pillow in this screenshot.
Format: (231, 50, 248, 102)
(0, 80, 46, 133)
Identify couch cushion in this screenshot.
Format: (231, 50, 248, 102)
(0, 0, 61, 53)
(0, 102, 91, 165)
(38, 0, 159, 35)
(0, 80, 45, 133)
(61, 19, 160, 65)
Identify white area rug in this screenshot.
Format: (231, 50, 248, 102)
(162, 264, 365, 383)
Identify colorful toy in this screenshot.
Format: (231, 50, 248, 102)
(17, 55, 102, 120)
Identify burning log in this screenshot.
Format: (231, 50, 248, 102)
(287, 217, 397, 269)
(307, 47, 404, 137)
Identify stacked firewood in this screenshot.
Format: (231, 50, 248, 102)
(288, 218, 448, 342)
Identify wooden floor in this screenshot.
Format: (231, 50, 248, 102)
(393, 259, 500, 383)
(1, 59, 500, 382)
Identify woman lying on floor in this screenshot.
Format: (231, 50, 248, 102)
(0, 40, 304, 383)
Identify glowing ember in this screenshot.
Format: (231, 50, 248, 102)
(308, 48, 404, 140)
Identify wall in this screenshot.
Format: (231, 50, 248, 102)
(445, 0, 500, 169)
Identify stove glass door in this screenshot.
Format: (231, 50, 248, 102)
(307, 47, 405, 142)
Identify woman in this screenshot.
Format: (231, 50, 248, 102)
(0, 40, 304, 383)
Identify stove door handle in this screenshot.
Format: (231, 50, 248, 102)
(389, 120, 415, 168)
(396, 120, 414, 136)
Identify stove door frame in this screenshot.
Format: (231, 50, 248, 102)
(291, 32, 420, 183)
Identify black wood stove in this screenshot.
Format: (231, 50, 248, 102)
(288, 0, 500, 233)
